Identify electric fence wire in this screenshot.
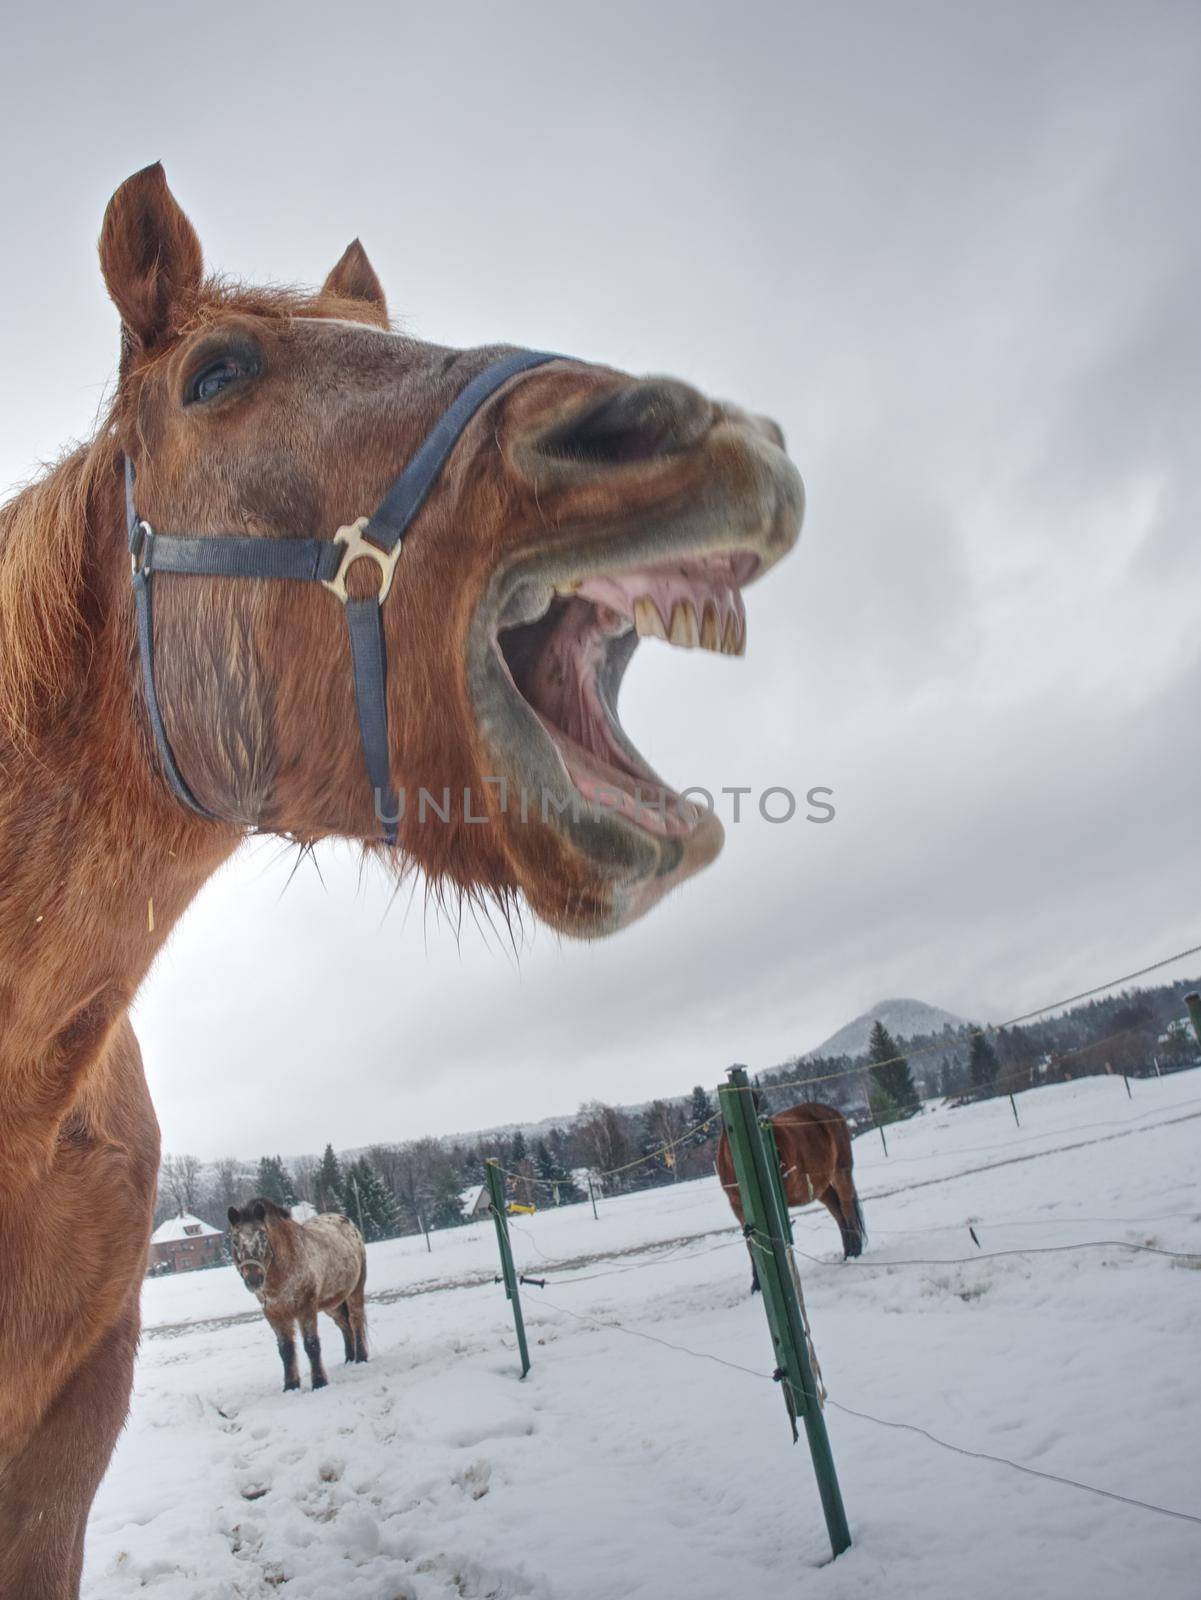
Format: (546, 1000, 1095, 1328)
(754, 1230, 1201, 1270)
(531, 1293, 1201, 1530)
(490, 935, 1201, 1191)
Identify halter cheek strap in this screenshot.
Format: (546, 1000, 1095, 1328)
(126, 349, 558, 843)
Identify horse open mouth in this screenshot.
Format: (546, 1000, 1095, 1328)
(467, 385, 804, 932)
(493, 548, 758, 839)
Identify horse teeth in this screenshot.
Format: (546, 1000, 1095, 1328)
(721, 613, 742, 655)
(634, 596, 668, 640)
(699, 600, 721, 652)
(669, 602, 699, 648)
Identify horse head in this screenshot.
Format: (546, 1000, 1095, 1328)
(226, 1197, 290, 1293)
(99, 163, 803, 936)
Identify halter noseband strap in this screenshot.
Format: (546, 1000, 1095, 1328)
(125, 349, 557, 843)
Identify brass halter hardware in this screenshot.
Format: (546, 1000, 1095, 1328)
(321, 516, 405, 606)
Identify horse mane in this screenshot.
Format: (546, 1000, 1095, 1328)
(236, 1196, 295, 1224)
(0, 424, 119, 745)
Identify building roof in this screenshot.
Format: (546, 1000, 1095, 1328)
(459, 1184, 486, 1216)
(150, 1212, 221, 1243)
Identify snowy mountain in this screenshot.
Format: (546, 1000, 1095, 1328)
(805, 998, 966, 1060)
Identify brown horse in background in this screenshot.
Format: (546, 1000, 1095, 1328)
(717, 1102, 865, 1287)
(0, 162, 802, 1596)
(228, 1201, 367, 1390)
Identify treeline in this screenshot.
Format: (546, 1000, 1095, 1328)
(759, 977, 1201, 1120)
(154, 978, 1198, 1238)
(153, 1086, 722, 1239)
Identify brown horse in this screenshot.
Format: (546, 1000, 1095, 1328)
(716, 1102, 865, 1287)
(227, 1201, 367, 1389)
(0, 162, 802, 1597)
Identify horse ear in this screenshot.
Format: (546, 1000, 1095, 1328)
(322, 239, 387, 321)
(99, 163, 203, 357)
(227, 1206, 240, 1226)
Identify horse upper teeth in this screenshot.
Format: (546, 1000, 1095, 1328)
(722, 612, 744, 656)
(634, 597, 668, 640)
(669, 602, 699, 648)
(699, 601, 721, 652)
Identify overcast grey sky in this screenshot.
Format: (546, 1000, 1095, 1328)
(2, 2, 1198, 1159)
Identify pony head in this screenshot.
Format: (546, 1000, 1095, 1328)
(227, 1197, 291, 1293)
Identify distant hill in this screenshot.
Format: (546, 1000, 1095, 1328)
(806, 998, 966, 1060)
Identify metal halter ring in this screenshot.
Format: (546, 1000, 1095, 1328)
(321, 517, 404, 605)
(129, 519, 153, 576)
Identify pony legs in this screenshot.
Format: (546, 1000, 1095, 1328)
(329, 1302, 356, 1364)
(267, 1317, 301, 1392)
(300, 1315, 328, 1390)
(347, 1260, 368, 1364)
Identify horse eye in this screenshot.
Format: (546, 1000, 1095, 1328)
(186, 358, 253, 405)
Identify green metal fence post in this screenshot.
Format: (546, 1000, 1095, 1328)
(761, 1117, 796, 1244)
(719, 1067, 851, 1560)
(485, 1158, 530, 1378)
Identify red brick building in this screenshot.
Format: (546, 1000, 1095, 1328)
(149, 1212, 224, 1274)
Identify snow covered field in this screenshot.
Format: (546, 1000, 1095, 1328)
(86, 1071, 1201, 1599)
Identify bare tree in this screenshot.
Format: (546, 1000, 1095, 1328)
(210, 1157, 248, 1214)
(161, 1153, 202, 1215)
(366, 1144, 404, 1198)
(575, 1102, 632, 1189)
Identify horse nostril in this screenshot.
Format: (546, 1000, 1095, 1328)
(539, 379, 714, 468)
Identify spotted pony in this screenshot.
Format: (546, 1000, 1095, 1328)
(227, 1199, 367, 1390)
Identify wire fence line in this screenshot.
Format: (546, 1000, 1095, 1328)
(479, 951, 1201, 1552)
(497, 1097, 1201, 1284)
(490, 936, 1201, 1192)
(486, 1100, 1201, 1538)
(850, 1093, 1201, 1166)
(822, 1399, 1201, 1529)
(530, 1288, 1201, 1530)
(767, 1231, 1201, 1270)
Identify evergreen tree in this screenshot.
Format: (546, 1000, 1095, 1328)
(314, 1143, 346, 1213)
(968, 1031, 1001, 1093)
(533, 1139, 583, 1204)
(867, 1021, 920, 1122)
(509, 1129, 528, 1166)
(418, 1160, 471, 1229)
(687, 1085, 716, 1137)
(343, 1157, 399, 1242)
(256, 1154, 297, 1207)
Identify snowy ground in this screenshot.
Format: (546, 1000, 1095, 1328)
(86, 1071, 1201, 1599)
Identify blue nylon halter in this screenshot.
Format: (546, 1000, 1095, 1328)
(125, 349, 558, 844)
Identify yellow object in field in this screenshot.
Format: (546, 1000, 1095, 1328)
(507, 1202, 537, 1216)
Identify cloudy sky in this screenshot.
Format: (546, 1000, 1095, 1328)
(2, 2, 1198, 1160)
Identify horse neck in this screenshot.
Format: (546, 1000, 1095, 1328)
(0, 456, 238, 1177)
(265, 1219, 299, 1285)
